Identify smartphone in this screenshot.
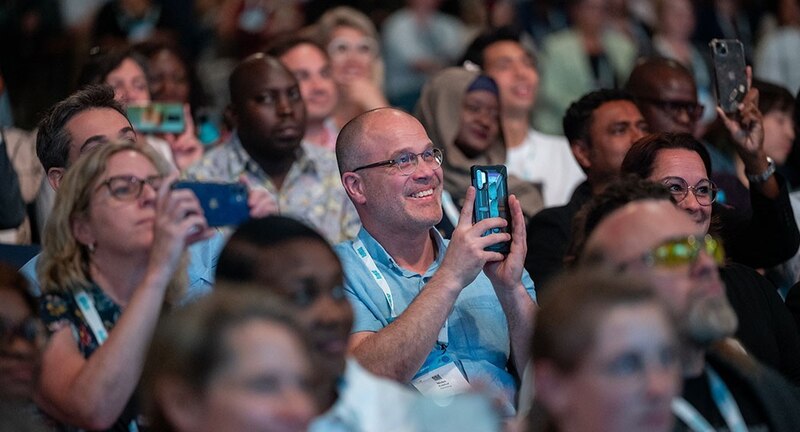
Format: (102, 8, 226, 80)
(127, 102, 185, 134)
(172, 181, 249, 227)
(471, 165, 511, 254)
(709, 39, 747, 114)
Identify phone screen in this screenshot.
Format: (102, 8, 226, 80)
(471, 165, 511, 254)
(127, 103, 185, 134)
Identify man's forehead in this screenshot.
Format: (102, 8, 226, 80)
(593, 100, 642, 124)
(590, 200, 698, 259)
(484, 40, 529, 62)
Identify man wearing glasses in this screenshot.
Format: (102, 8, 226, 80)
(578, 177, 800, 431)
(626, 58, 799, 269)
(334, 107, 536, 416)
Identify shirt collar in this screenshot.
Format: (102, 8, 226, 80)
(356, 226, 445, 277)
(231, 131, 319, 178)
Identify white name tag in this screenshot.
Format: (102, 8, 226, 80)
(411, 361, 471, 397)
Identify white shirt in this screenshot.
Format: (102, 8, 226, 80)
(505, 129, 585, 207)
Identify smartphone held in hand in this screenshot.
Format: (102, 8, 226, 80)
(172, 181, 249, 227)
(471, 165, 511, 254)
(709, 39, 747, 115)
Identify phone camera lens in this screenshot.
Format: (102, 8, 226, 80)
(719, 45, 728, 55)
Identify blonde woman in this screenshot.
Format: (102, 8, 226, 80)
(35, 141, 213, 431)
(316, 6, 389, 128)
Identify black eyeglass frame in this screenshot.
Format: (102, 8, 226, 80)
(95, 174, 165, 201)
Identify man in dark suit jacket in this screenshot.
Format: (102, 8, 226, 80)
(525, 89, 647, 290)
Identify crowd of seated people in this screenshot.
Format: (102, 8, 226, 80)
(3, 1, 800, 431)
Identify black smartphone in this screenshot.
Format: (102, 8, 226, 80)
(471, 165, 511, 254)
(127, 102, 185, 134)
(172, 181, 249, 227)
(709, 39, 747, 114)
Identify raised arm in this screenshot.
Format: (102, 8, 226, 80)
(35, 181, 213, 429)
(348, 187, 512, 381)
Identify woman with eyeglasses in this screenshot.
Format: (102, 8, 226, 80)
(34, 141, 214, 431)
(315, 7, 389, 129)
(620, 132, 800, 386)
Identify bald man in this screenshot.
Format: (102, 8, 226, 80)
(334, 107, 536, 415)
(185, 54, 359, 243)
(582, 195, 800, 431)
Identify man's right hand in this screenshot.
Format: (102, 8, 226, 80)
(437, 186, 510, 289)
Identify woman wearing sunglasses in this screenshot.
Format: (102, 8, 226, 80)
(619, 133, 800, 386)
(35, 141, 214, 431)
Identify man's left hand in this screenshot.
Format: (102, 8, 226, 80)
(484, 194, 527, 291)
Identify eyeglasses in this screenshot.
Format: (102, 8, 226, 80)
(639, 97, 704, 121)
(327, 37, 378, 58)
(96, 175, 164, 201)
(352, 148, 444, 176)
(641, 234, 725, 268)
(0, 317, 44, 351)
(661, 177, 718, 206)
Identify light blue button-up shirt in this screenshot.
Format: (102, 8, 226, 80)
(335, 227, 536, 414)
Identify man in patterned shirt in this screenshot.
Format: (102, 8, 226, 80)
(185, 54, 360, 243)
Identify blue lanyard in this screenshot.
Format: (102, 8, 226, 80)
(671, 365, 747, 432)
(352, 239, 448, 349)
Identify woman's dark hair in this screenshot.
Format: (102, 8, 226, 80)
(621, 132, 713, 179)
(76, 46, 149, 91)
(753, 79, 795, 115)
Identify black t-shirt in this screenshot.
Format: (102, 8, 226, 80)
(675, 369, 769, 432)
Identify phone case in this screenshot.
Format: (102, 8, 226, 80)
(709, 39, 747, 114)
(172, 181, 249, 227)
(470, 165, 511, 254)
(127, 103, 185, 134)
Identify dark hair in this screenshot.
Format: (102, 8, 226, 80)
(563, 88, 636, 143)
(625, 57, 695, 98)
(533, 266, 665, 372)
(265, 35, 327, 59)
(35, 84, 128, 171)
(142, 289, 316, 432)
(130, 39, 210, 109)
(459, 26, 531, 68)
(216, 216, 333, 284)
(753, 79, 795, 115)
(0, 262, 35, 314)
(76, 47, 149, 90)
(567, 175, 673, 263)
(620, 132, 713, 179)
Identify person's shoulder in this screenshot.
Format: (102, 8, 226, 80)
(542, 29, 580, 50)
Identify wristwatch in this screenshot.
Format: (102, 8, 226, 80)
(746, 156, 776, 184)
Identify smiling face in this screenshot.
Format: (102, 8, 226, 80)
(106, 57, 151, 106)
(327, 26, 376, 83)
(482, 41, 539, 115)
(546, 303, 680, 432)
(455, 89, 501, 157)
(279, 43, 338, 123)
(581, 100, 649, 181)
(586, 201, 733, 346)
(194, 320, 317, 432)
(231, 58, 307, 162)
(251, 239, 353, 379)
(648, 148, 712, 233)
(74, 150, 161, 257)
(349, 110, 443, 235)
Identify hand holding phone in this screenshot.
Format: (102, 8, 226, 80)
(172, 181, 249, 227)
(709, 39, 747, 115)
(471, 165, 511, 254)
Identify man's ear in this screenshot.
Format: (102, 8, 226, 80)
(47, 167, 65, 191)
(154, 377, 205, 432)
(533, 360, 573, 420)
(570, 139, 592, 171)
(341, 172, 367, 205)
